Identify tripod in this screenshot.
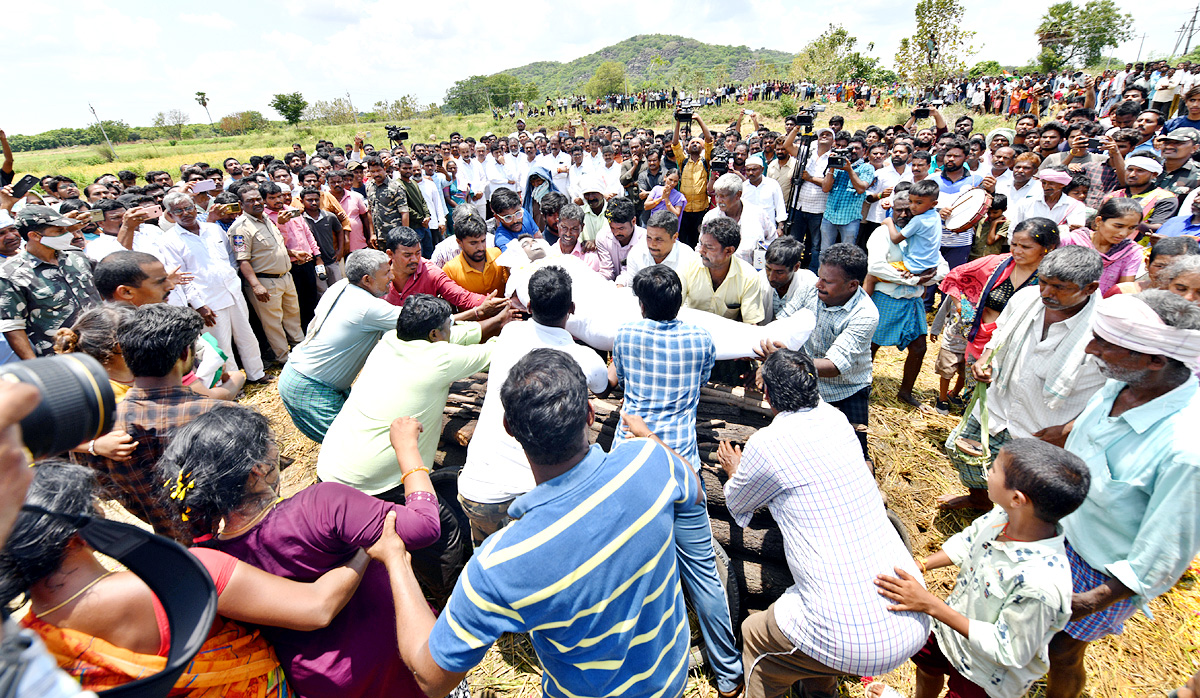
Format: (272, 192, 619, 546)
(784, 124, 820, 267)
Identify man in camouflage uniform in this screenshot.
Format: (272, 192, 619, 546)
(364, 155, 408, 249)
(0, 205, 100, 359)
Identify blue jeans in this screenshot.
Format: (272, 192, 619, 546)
(412, 226, 434, 259)
(676, 500, 743, 692)
(789, 210, 824, 269)
(815, 219, 861, 271)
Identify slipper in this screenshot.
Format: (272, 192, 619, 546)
(865, 681, 904, 698)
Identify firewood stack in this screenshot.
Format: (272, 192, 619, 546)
(435, 374, 794, 613)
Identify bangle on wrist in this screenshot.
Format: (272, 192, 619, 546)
(87, 439, 97, 456)
(401, 466, 430, 484)
(917, 557, 928, 574)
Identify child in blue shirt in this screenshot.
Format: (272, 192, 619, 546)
(884, 178, 943, 276)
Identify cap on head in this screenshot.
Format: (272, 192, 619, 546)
(1162, 127, 1199, 144)
(15, 205, 75, 232)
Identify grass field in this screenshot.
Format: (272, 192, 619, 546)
(16, 99, 1016, 189)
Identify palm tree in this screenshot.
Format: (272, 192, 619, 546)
(195, 91, 214, 126)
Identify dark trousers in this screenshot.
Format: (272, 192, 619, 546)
(291, 260, 319, 333)
(680, 210, 707, 248)
(789, 210, 824, 270)
(412, 226, 434, 258)
(856, 221, 880, 250)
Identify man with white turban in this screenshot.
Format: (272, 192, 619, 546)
(1043, 290, 1200, 698)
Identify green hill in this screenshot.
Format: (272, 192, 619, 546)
(493, 34, 795, 95)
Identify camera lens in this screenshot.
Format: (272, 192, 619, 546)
(0, 354, 115, 459)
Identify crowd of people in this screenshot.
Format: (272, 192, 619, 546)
(0, 62, 1199, 698)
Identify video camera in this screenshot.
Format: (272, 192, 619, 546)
(385, 125, 410, 143)
(790, 104, 827, 127)
(674, 100, 702, 122)
(911, 100, 944, 120)
(710, 150, 732, 176)
(827, 148, 851, 170)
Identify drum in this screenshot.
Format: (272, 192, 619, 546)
(943, 188, 992, 233)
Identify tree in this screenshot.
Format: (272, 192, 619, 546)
(153, 109, 189, 140)
(303, 97, 356, 125)
(442, 75, 537, 115)
(218, 111, 265, 136)
(1036, 0, 1135, 70)
(790, 25, 881, 85)
(195, 91, 213, 125)
(585, 62, 626, 98)
(968, 60, 1004, 78)
(893, 0, 977, 87)
(269, 92, 308, 125)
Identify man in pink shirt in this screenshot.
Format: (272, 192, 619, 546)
(382, 226, 506, 315)
(556, 203, 604, 274)
(264, 181, 324, 329)
(329, 168, 372, 253)
(594, 197, 646, 281)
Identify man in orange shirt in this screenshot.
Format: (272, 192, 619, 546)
(442, 207, 508, 295)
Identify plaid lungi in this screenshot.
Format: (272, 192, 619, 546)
(871, 291, 927, 349)
(1062, 540, 1139, 642)
(278, 363, 349, 443)
(946, 413, 1012, 489)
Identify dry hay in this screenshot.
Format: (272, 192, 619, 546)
(217, 338, 1198, 697)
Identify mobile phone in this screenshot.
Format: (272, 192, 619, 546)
(227, 203, 241, 215)
(913, 108, 930, 119)
(143, 205, 163, 219)
(88, 210, 105, 223)
(191, 179, 216, 193)
(1086, 138, 1101, 150)
(10, 174, 38, 199)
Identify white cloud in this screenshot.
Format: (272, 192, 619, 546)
(179, 13, 235, 30)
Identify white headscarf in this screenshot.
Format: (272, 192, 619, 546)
(1093, 294, 1200, 371)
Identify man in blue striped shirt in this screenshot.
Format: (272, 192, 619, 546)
(370, 348, 738, 698)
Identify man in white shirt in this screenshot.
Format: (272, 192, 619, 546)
(596, 145, 624, 199)
(160, 191, 266, 382)
(1011, 168, 1085, 233)
(616, 209, 699, 286)
(414, 159, 448, 238)
(457, 264, 611, 544)
(566, 146, 594, 203)
(538, 135, 571, 192)
(485, 143, 519, 201)
(1000, 151, 1043, 219)
(864, 143, 913, 228)
(704, 173, 776, 269)
(742, 156, 787, 236)
(759, 237, 816, 324)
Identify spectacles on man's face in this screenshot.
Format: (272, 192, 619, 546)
(497, 210, 524, 224)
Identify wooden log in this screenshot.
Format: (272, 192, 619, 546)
(710, 517, 787, 561)
(455, 421, 477, 447)
(725, 554, 793, 598)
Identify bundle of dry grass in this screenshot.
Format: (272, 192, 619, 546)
(238, 338, 1198, 698)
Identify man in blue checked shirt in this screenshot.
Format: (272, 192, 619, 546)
(819, 137, 876, 262)
(608, 264, 743, 697)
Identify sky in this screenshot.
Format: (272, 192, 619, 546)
(2, 0, 1190, 135)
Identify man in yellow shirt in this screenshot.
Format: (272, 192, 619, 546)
(671, 111, 714, 248)
(680, 216, 764, 325)
(442, 208, 508, 295)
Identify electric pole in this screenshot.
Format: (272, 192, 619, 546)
(1185, 3, 1200, 55)
(1135, 33, 1147, 63)
(88, 103, 116, 161)
(346, 92, 358, 124)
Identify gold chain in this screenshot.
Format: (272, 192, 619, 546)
(36, 571, 116, 617)
(219, 497, 283, 539)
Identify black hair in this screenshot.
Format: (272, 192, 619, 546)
(53, 303, 136, 365)
(384, 226, 422, 252)
(528, 266, 573, 326)
(1011, 217, 1061, 250)
(760, 349, 820, 412)
(490, 188, 522, 216)
(1064, 172, 1089, 196)
(1066, 107, 1097, 122)
(1039, 121, 1068, 138)
(990, 193, 1008, 211)
(297, 166, 319, 183)
(1096, 197, 1143, 222)
(1149, 235, 1200, 263)
(93, 250, 161, 300)
(700, 215, 740, 252)
(94, 198, 126, 214)
(539, 192, 569, 217)
(236, 183, 262, 203)
(765, 236, 803, 268)
(258, 181, 282, 198)
(909, 179, 940, 199)
(819, 243, 868, 284)
(999, 438, 1091, 524)
(158, 405, 273, 538)
(396, 294, 453, 341)
(363, 155, 384, 169)
(911, 150, 932, 164)
(646, 209, 678, 235)
(1113, 99, 1143, 119)
(117, 303, 204, 378)
(632, 265, 683, 321)
(299, 185, 322, 202)
(942, 137, 969, 156)
(144, 170, 167, 184)
(117, 170, 136, 181)
(1138, 109, 1165, 127)
(607, 197, 636, 225)
(452, 206, 488, 240)
(500, 348, 590, 465)
(58, 198, 90, 214)
(0, 461, 97, 607)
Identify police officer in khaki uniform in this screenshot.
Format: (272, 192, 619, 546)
(232, 183, 302, 363)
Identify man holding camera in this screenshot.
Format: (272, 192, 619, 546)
(670, 110, 714, 248)
(819, 138, 876, 262)
(0, 206, 100, 359)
